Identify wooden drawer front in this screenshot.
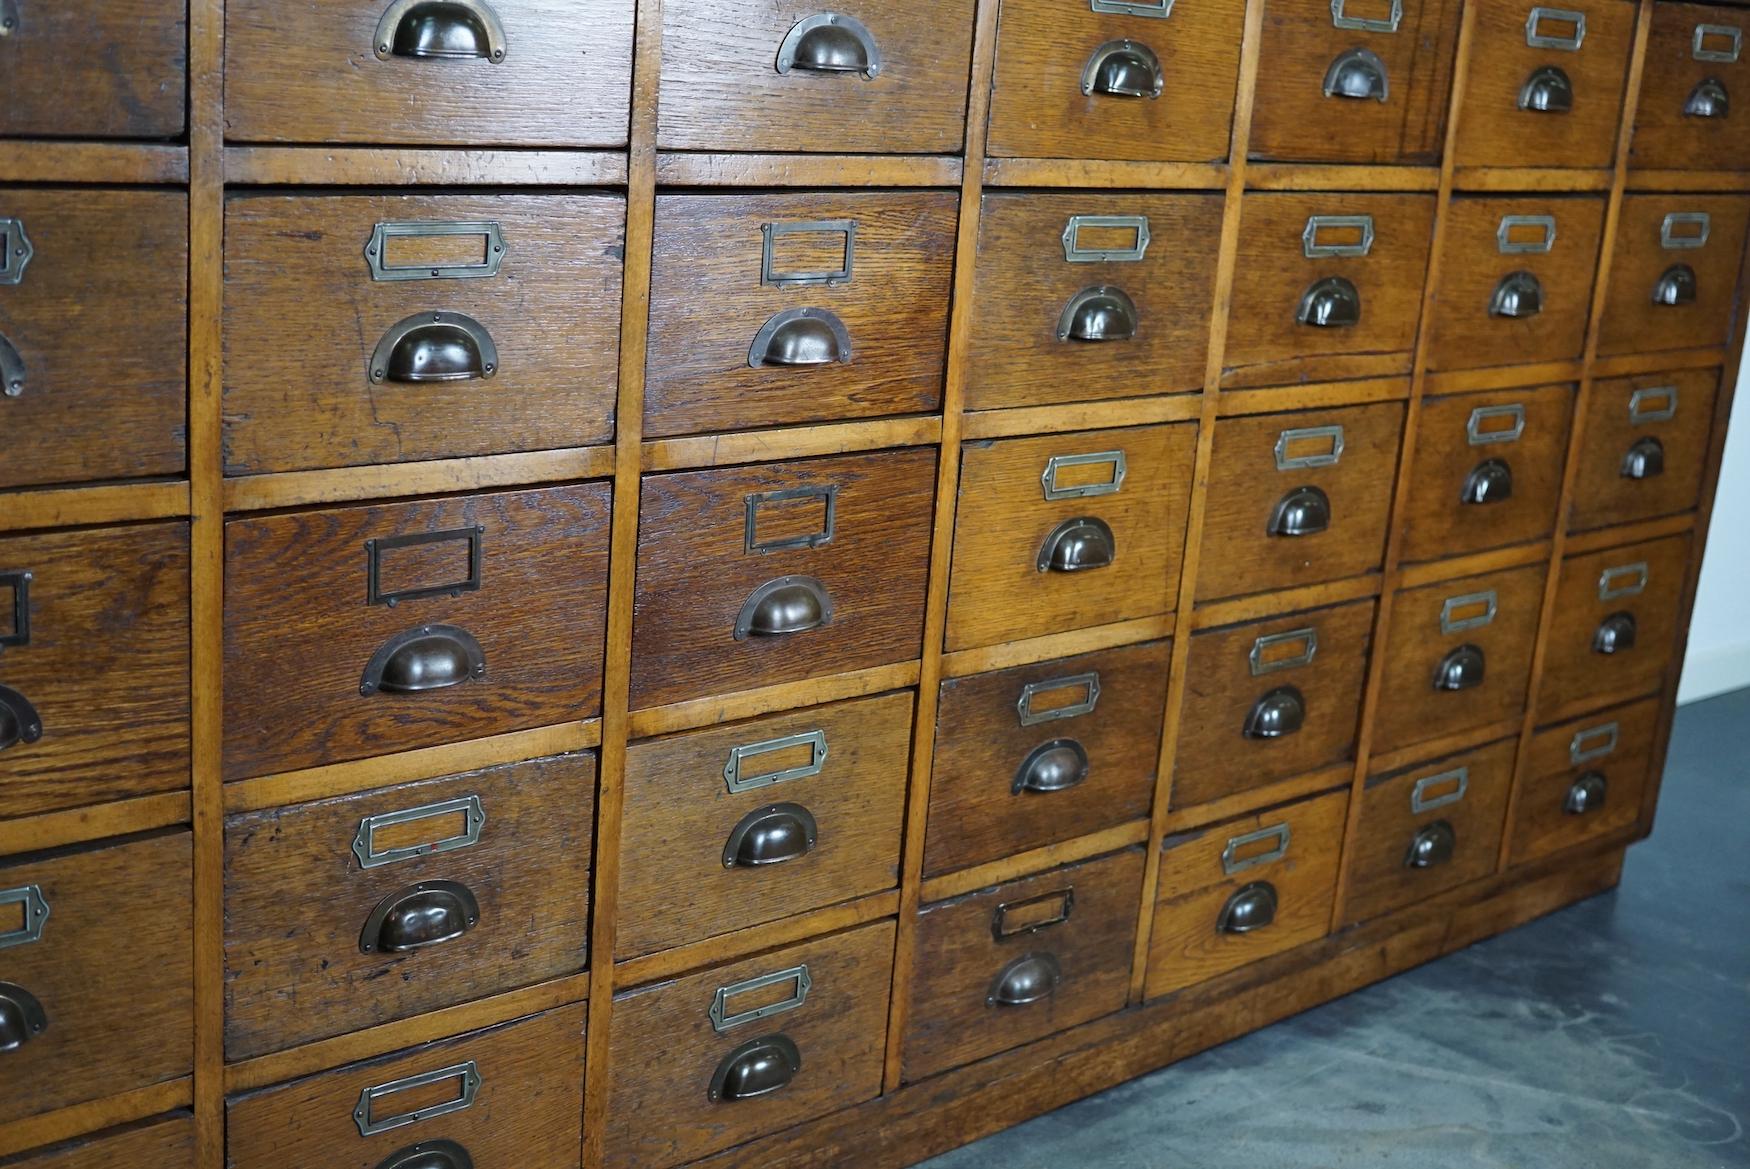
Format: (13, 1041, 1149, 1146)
(1224, 195, 1436, 386)
(1512, 697, 1657, 864)
(223, 484, 611, 780)
(1427, 196, 1606, 371)
(1628, 4, 1750, 171)
(656, 0, 974, 153)
(631, 449, 935, 709)
(1400, 384, 1575, 562)
(1569, 370, 1719, 532)
(1342, 738, 1514, 924)
(604, 923, 894, 1169)
(644, 192, 956, 438)
(618, 692, 911, 958)
(0, 832, 191, 1122)
(946, 425, 1197, 651)
(0, 0, 185, 139)
(7, 1114, 193, 1169)
(1146, 787, 1347, 998)
(985, 0, 1246, 162)
(1173, 600, 1374, 809)
(904, 848, 1142, 1082)
(926, 641, 1169, 877)
(226, 1006, 585, 1169)
(223, 753, 595, 1059)
(1373, 563, 1546, 754)
(1197, 403, 1404, 600)
(224, 0, 633, 146)
(1451, 0, 1636, 169)
(1249, 0, 1463, 163)
(1542, 534, 1690, 711)
(223, 194, 625, 475)
(0, 523, 190, 819)
(1596, 194, 1750, 357)
(965, 193, 1224, 411)
(0, 189, 186, 490)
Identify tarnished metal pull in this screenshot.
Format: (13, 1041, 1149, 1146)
(0, 983, 47, 1053)
(354, 1062, 481, 1137)
(374, 1140, 475, 1169)
(1564, 771, 1607, 816)
(1519, 65, 1574, 112)
(1461, 458, 1514, 505)
(0, 333, 24, 399)
(1244, 685, 1306, 740)
(1012, 739, 1090, 795)
(1217, 882, 1278, 934)
(1433, 644, 1485, 692)
(0, 0, 17, 36)
(986, 953, 1062, 1007)
(1653, 264, 1698, 306)
(0, 219, 33, 286)
(776, 13, 881, 78)
(360, 625, 486, 696)
(710, 1035, 803, 1101)
(1323, 48, 1390, 101)
(374, 0, 506, 62)
(1297, 276, 1362, 328)
(360, 880, 481, 954)
(370, 312, 498, 384)
(1685, 77, 1730, 118)
(748, 307, 853, 368)
(1617, 435, 1664, 481)
(722, 803, 818, 868)
(1269, 485, 1331, 538)
(1490, 270, 1544, 318)
(1056, 286, 1138, 342)
(734, 576, 833, 640)
(1081, 40, 1165, 98)
(0, 684, 42, 752)
(1036, 517, 1116, 572)
(1593, 611, 1637, 654)
(1405, 820, 1456, 869)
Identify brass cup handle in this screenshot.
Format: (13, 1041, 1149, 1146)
(1462, 458, 1514, 505)
(375, 1141, 476, 1169)
(375, 0, 506, 62)
(1653, 263, 1698, 307)
(0, 0, 17, 35)
(1433, 643, 1486, 692)
(360, 879, 481, 954)
(1592, 611, 1637, 655)
(734, 575, 833, 640)
(1012, 738, 1090, 795)
(1519, 64, 1574, 112)
(1056, 286, 1139, 343)
(1217, 881, 1278, 934)
(1036, 516, 1116, 573)
(1621, 436, 1665, 480)
(0, 981, 47, 1052)
(776, 13, 881, 78)
(360, 625, 487, 696)
(722, 802, 819, 868)
(1490, 270, 1544, 319)
(1564, 771, 1607, 816)
(1404, 820, 1457, 869)
(1685, 77, 1729, 118)
(0, 332, 24, 399)
(0, 684, 43, 752)
(747, 307, 853, 368)
(1297, 276, 1362, 328)
(709, 1034, 803, 1101)
(370, 312, 499, 384)
(986, 952, 1062, 1007)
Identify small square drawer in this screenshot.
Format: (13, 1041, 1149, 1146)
(0, 189, 186, 490)
(0, 0, 185, 139)
(644, 192, 957, 438)
(0, 523, 189, 819)
(1450, 0, 1636, 170)
(224, 483, 612, 780)
(223, 753, 595, 1060)
(1628, 4, 1750, 171)
(657, 0, 974, 153)
(604, 922, 894, 1169)
(224, 0, 633, 146)
(1373, 564, 1546, 755)
(7, 1115, 193, 1169)
(904, 848, 1143, 1082)
(1173, 599, 1375, 809)
(1197, 403, 1405, 601)
(1400, 383, 1575, 562)
(1569, 370, 1719, 532)
(1542, 534, 1690, 712)
(1224, 195, 1436, 386)
(227, 1005, 585, 1169)
(946, 425, 1196, 651)
(965, 193, 1223, 411)
(985, 0, 1246, 162)
(1249, 0, 1464, 163)
(1512, 696, 1658, 864)
(1146, 787, 1347, 998)
(223, 194, 624, 475)
(1426, 196, 1606, 371)
(1596, 195, 1750, 357)
(617, 692, 911, 958)
(1342, 738, 1514, 925)
(926, 641, 1170, 877)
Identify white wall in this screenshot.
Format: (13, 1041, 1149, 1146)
(1678, 342, 1750, 703)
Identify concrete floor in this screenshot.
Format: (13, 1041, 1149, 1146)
(918, 687, 1750, 1169)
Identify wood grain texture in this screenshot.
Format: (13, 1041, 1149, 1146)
(656, 154, 964, 188)
(0, 794, 189, 857)
(1, 1113, 193, 1169)
(616, 892, 899, 986)
(1626, 2, 1750, 171)
(643, 417, 941, 473)
(223, 148, 631, 187)
(1510, 695, 1656, 865)
(1567, 367, 1719, 531)
(1595, 194, 1750, 356)
(0, 0, 186, 138)
(1539, 533, 1691, 712)
(0, 483, 190, 535)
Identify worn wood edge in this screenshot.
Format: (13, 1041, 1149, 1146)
(1423, 359, 1586, 394)
(1189, 574, 1383, 631)
(626, 662, 921, 740)
(1395, 539, 1555, 588)
(0, 792, 191, 855)
(0, 481, 190, 533)
(615, 892, 901, 988)
(1162, 763, 1354, 833)
(1589, 345, 1727, 378)
(642, 417, 942, 473)
(655, 153, 963, 187)
(0, 1078, 194, 1161)
(1214, 376, 1412, 417)
(960, 394, 1203, 441)
(1623, 168, 1750, 193)
(919, 821, 1150, 904)
(221, 447, 616, 512)
(980, 158, 1228, 190)
(1562, 511, 1696, 555)
(221, 147, 631, 186)
(1540, 682, 1666, 730)
(1450, 167, 1613, 193)
(938, 614, 1176, 680)
(0, 141, 189, 184)
(1365, 719, 1523, 778)
(1243, 163, 1441, 192)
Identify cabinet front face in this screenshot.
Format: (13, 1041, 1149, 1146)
(1596, 195, 1750, 357)
(1568, 370, 1719, 532)
(1629, 3, 1750, 171)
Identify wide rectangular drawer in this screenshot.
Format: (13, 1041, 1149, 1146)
(223, 0, 633, 146)
(223, 752, 595, 1059)
(1628, 4, 1750, 170)
(903, 848, 1142, 1082)
(0, 523, 189, 819)
(0, 832, 191, 1122)
(226, 1005, 585, 1169)
(656, 0, 974, 153)
(1513, 697, 1658, 865)
(644, 192, 956, 438)
(1197, 403, 1404, 600)
(1596, 194, 1750, 356)
(630, 448, 935, 709)
(604, 922, 894, 1169)
(0, 0, 185, 139)
(965, 193, 1223, 411)
(1541, 534, 1690, 712)
(617, 693, 910, 958)
(1146, 787, 1347, 998)
(0, 189, 186, 490)
(223, 483, 612, 780)
(223, 193, 624, 475)
(7, 1115, 193, 1169)
(926, 641, 1169, 877)
(1173, 599, 1374, 810)
(946, 425, 1197, 651)
(1568, 370, 1718, 532)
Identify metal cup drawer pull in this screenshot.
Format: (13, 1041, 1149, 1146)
(0, 332, 24, 399)
(1693, 22, 1743, 63)
(1324, 48, 1390, 102)
(0, 683, 41, 751)
(360, 625, 487, 696)
(710, 964, 812, 1034)
(1685, 76, 1730, 118)
(1598, 562, 1648, 600)
(0, 885, 49, 950)
(749, 307, 853, 367)
(1221, 822, 1291, 875)
(370, 312, 498, 384)
(353, 795, 486, 869)
(1593, 611, 1636, 654)
(1621, 436, 1665, 480)
(0, 218, 33, 286)
(1250, 627, 1319, 676)
(354, 1060, 481, 1137)
(360, 879, 481, 954)
(1298, 275, 1363, 327)
(1564, 771, 1607, 815)
(1490, 271, 1544, 319)
(734, 575, 833, 640)
(1303, 216, 1375, 259)
(1037, 516, 1116, 572)
(1519, 66, 1573, 113)
(1270, 485, 1332, 538)
(1462, 458, 1514, 505)
(1629, 385, 1679, 424)
(365, 221, 506, 283)
(1041, 450, 1127, 501)
(722, 802, 819, 868)
(1062, 215, 1152, 263)
(1057, 286, 1139, 342)
(710, 1034, 803, 1101)
(1440, 589, 1498, 635)
(1410, 766, 1468, 813)
(992, 888, 1075, 939)
(1652, 263, 1698, 306)
(1405, 820, 1456, 868)
(776, 13, 881, 78)
(1569, 720, 1620, 764)
(1016, 672, 1102, 726)
(761, 219, 856, 287)
(1244, 685, 1306, 739)
(1433, 644, 1486, 691)
(1218, 882, 1278, 934)
(374, 1140, 475, 1169)
(1331, 0, 1403, 33)
(1082, 40, 1165, 99)
(724, 729, 830, 794)
(1012, 738, 1091, 795)
(986, 952, 1062, 1007)
(374, 0, 506, 63)
(0, 982, 47, 1052)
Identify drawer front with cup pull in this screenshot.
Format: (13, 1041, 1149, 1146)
(223, 483, 611, 780)
(0, 832, 191, 1123)
(1569, 370, 1719, 532)
(1541, 534, 1691, 711)
(1596, 195, 1750, 356)
(224, 0, 634, 146)
(1197, 402, 1405, 600)
(223, 753, 594, 1059)
(6, 1114, 194, 1169)
(1511, 695, 1658, 864)
(223, 193, 625, 475)
(965, 193, 1224, 411)
(603, 922, 894, 1169)
(926, 640, 1170, 877)
(1628, 3, 1750, 170)
(644, 192, 957, 438)
(1172, 599, 1375, 810)
(617, 692, 911, 958)
(946, 424, 1197, 652)
(903, 848, 1143, 1082)
(1146, 787, 1347, 998)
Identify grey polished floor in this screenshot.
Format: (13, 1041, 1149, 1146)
(918, 687, 1750, 1169)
